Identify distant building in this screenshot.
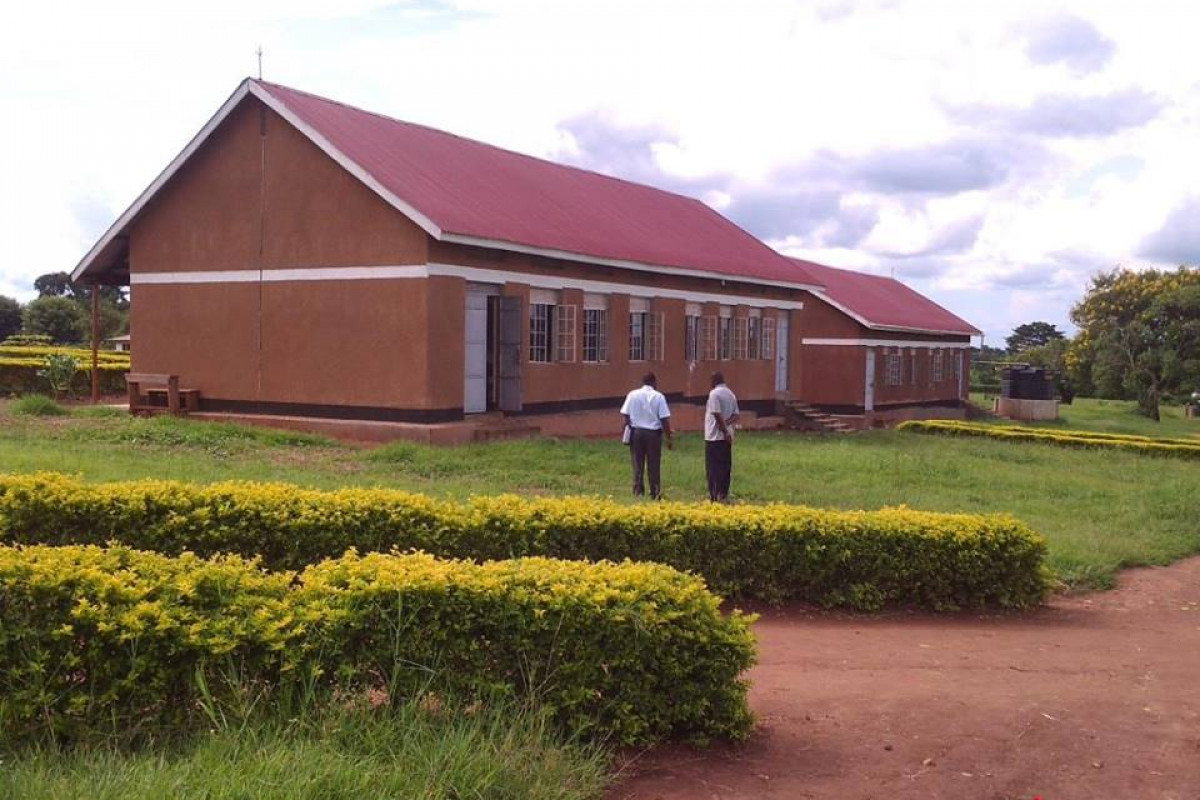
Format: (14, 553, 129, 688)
(72, 79, 978, 430)
(106, 334, 131, 352)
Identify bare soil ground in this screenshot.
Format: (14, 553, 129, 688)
(611, 558, 1200, 800)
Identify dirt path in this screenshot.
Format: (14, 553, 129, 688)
(610, 558, 1200, 800)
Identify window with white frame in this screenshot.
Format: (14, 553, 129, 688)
(931, 348, 945, 383)
(951, 349, 962, 384)
(583, 309, 608, 362)
(885, 350, 903, 386)
(628, 312, 646, 361)
(762, 316, 776, 360)
(628, 297, 651, 361)
(685, 315, 700, 361)
(733, 316, 749, 360)
(647, 311, 664, 361)
(718, 307, 733, 360)
(555, 304, 576, 363)
(582, 294, 608, 363)
(748, 312, 762, 359)
(529, 302, 553, 363)
(701, 316, 718, 361)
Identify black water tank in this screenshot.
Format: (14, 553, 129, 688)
(1001, 367, 1055, 400)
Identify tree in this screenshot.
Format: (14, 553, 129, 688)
(1022, 338, 1075, 402)
(33, 271, 129, 310)
(0, 295, 21, 341)
(1070, 266, 1200, 420)
(1005, 321, 1065, 354)
(34, 272, 80, 299)
(21, 296, 89, 345)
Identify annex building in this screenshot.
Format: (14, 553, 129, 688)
(73, 78, 979, 436)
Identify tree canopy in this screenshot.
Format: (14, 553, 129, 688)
(21, 296, 89, 345)
(33, 271, 129, 310)
(0, 295, 22, 341)
(1005, 321, 1065, 354)
(1069, 266, 1200, 419)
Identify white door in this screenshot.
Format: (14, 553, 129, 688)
(464, 291, 489, 413)
(775, 313, 790, 392)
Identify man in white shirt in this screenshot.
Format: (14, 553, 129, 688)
(704, 371, 739, 502)
(620, 372, 674, 499)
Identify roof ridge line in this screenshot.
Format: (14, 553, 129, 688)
(253, 79, 727, 210)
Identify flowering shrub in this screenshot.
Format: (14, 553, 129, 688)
(898, 420, 1200, 460)
(36, 354, 80, 399)
(0, 472, 1049, 609)
(0, 543, 755, 745)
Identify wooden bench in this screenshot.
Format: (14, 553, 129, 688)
(126, 373, 200, 415)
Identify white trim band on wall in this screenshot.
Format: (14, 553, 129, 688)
(426, 263, 806, 310)
(130, 263, 807, 310)
(131, 265, 429, 284)
(804, 338, 972, 349)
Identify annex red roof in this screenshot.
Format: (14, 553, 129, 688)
(251, 80, 820, 287)
(789, 258, 980, 336)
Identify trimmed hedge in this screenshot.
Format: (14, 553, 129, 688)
(0, 544, 755, 745)
(0, 346, 129, 397)
(899, 420, 1200, 460)
(0, 345, 131, 364)
(0, 473, 1049, 610)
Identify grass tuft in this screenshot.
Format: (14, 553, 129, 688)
(8, 394, 69, 417)
(0, 698, 610, 800)
(61, 415, 335, 451)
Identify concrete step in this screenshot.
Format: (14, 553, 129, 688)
(782, 401, 854, 434)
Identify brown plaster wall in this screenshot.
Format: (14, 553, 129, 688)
(259, 280, 429, 407)
(133, 280, 432, 408)
(128, 102, 263, 273)
(128, 96, 436, 410)
(132, 284, 260, 399)
(798, 294, 864, 339)
(128, 99, 427, 272)
(427, 276, 466, 410)
(800, 346, 866, 407)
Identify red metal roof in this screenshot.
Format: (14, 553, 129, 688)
(254, 80, 820, 287)
(789, 258, 980, 336)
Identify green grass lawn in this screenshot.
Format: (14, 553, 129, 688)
(2, 401, 1197, 591)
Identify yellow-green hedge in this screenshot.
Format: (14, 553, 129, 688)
(899, 420, 1200, 459)
(0, 473, 1049, 610)
(0, 544, 755, 745)
(0, 345, 131, 365)
(0, 350, 128, 396)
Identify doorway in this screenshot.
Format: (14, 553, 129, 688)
(464, 284, 521, 414)
(775, 312, 790, 392)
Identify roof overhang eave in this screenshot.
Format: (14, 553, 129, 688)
(867, 323, 982, 337)
(439, 231, 825, 294)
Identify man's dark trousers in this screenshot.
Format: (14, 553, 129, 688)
(705, 439, 732, 501)
(630, 428, 663, 499)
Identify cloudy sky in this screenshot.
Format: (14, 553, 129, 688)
(3, 0, 1197, 342)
